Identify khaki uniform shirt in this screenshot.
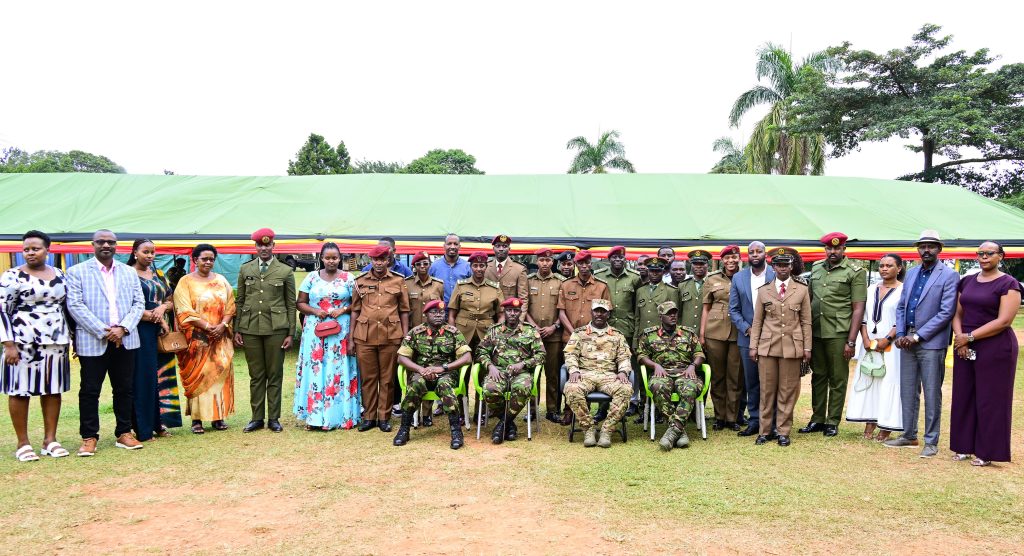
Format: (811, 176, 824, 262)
(635, 282, 680, 344)
(234, 257, 297, 335)
(677, 278, 702, 332)
(809, 257, 868, 339)
(594, 268, 642, 339)
(750, 278, 813, 358)
(404, 274, 445, 329)
(556, 275, 611, 342)
(352, 271, 410, 346)
(527, 272, 565, 331)
(702, 271, 737, 341)
(449, 278, 502, 343)
(564, 324, 633, 375)
(485, 258, 529, 313)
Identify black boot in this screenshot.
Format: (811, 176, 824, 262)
(393, 413, 414, 446)
(504, 418, 518, 441)
(448, 414, 464, 450)
(491, 418, 506, 445)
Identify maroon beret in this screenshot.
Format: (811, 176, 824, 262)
(467, 251, 489, 264)
(422, 299, 445, 313)
(820, 232, 848, 247)
(411, 251, 430, 264)
(534, 247, 553, 258)
(608, 245, 626, 257)
(500, 297, 523, 308)
(491, 234, 512, 245)
(719, 245, 740, 258)
(367, 244, 391, 259)
(574, 251, 592, 263)
(251, 228, 275, 245)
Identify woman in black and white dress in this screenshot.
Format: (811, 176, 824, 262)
(1, 231, 72, 461)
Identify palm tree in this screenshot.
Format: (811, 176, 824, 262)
(729, 44, 832, 175)
(566, 130, 636, 174)
(709, 137, 747, 174)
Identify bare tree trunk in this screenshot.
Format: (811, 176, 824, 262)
(922, 129, 934, 181)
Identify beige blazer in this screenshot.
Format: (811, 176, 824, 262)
(749, 278, 812, 359)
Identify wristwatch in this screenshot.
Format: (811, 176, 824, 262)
(885, 334, 895, 342)
(967, 333, 975, 343)
(441, 363, 449, 372)
(846, 341, 856, 348)
(912, 333, 921, 343)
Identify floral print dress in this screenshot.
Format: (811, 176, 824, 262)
(293, 271, 360, 429)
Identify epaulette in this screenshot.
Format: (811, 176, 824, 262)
(592, 275, 608, 284)
(757, 281, 774, 289)
(574, 325, 588, 333)
(665, 283, 678, 290)
(241, 258, 258, 267)
(707, 270, 723, 276)
(626, 268, 641, 275)
(484, 279, 501, 289)
(641, 325, 659, 335)
(792, 276, 808, 285)
(680, 325, 698, 335)
(456, 278, 472, 285)
(443, 324, 461, 333)
(409, 324, 428, 334)
(679, 276, 693, 283)
(555, 274, 567, 281)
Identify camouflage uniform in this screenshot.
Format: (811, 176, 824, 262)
(636, 325, 705, 431)
(477, 322, 546, 416)
(397, 324, 472, 415)
(563, 324, 633, 433)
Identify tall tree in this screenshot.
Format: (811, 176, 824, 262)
(287, 133, 351, 175)
(0, 147, 126, 173)
(709, 137, 747, 174)
(566, 130, 635, 174)
(402, 149, 483, 174)
(352, 159, 406, 174)
(729, 44, 831, 175)
(790, 24, 1024, 196)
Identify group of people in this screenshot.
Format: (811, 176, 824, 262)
(1, 227, 1018, 467)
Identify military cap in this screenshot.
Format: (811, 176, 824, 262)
(423, 299, 446, 313)
(770, 246, 799, 265)
(687, 249, 711, 263)
(367, 244, 391, 259)
(555, 250, 575, 262)
(500, 297, 523, 309)
(820, 232, 848, 247)
(411, 251, 430, 264)
(657, 300, 678, 315)
(534, 247, 554, 258)
(719, 245, 740, 258)
(491, 234, 512, 245)
(574, 251, 593, 263)
(591, 298, 611, 311)
(608, 245, 626, 257)
(467, 251, 489, 264)
(251, 228, 275, 245)
(645, 256, 668, 269)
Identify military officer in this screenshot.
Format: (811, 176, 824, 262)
(448, 251, 502, 351)
(701, 245, 743, 431)
(678, 249, 710, 331)
(563, 299, 633, 448)
(352, 244, 411, 433)
(636, 254, 651, 285)
(235, 228, 297, 434)
(525, 248, 567, 423)
(478, 298, 546, 444)
(799, 232, 867, 437)
(485, 234, 529, 313)
(393, 300, 473, 450)
(405, 251, 445, 424)
(634, 256, 680, 345)
(557, 251, 612, 342)
(749, 247, 812, 446)
(595, 246, 643, 418)
(636, 301, 705, 451)
(555, 250, 576, 279)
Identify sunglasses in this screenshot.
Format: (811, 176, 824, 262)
(93, 240, 117, 246)
(976, 251, 1000, 258)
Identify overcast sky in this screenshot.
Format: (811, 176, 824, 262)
(2, 1, 1021, 179)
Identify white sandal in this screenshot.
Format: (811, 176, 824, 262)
(15, 445, 39, 462)
(40, 441, 69, 458)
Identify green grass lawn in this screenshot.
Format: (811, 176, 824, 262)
(1, 319, 1022, 554)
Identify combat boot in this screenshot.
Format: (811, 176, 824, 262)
(675, 428, 691, 448)
(491, 418, 506, 445)
(448, 414, 464, 450)
(597, 429, 612, 448)
(659, 426, 681, 452)
(504, 418, 518, 441)
(583, 427, 598, 447)
(393, 412, 414, 446)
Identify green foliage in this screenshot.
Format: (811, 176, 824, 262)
(729, 44, 831, 175)
(790, 24, 1024, 196)
(0, 147, 126, 173)
(352, 159, 406, 174)
(286, 133, 352, 175)
(709, 137, 747, 174)
(401, 149, 483, 175)
(999, 192, 1024, 211)
(566, 130, 636, 174)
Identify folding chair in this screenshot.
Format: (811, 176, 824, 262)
(470, 363, 543, 440)
(640, 363, 711, 441)
(396, 364, 471, 430)
(559, 365, 628, 443)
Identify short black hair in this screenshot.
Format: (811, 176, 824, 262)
(379, 237, 396, 247)
(191, 243, 218, 260)
(173, 257, 186, 267)
(23, 230, 51, 248)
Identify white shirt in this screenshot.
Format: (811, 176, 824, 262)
(750, 267, 768, 295)
(776, 277, 791, 297)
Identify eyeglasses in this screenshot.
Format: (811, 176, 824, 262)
(976, 251, 999, 258)
(93, 240, 117, 246)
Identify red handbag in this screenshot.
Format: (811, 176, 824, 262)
(315, 319, 341, 338)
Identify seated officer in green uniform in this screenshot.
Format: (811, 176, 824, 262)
(393, 300, 473, 449)
(478, 297, 546, 444)
(636, 301, 705, 451)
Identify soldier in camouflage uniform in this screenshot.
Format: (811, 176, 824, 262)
(636, 301, 706, 451)
(393, 300, 473, 449)
(478, 297, 546, 444)
(563, 299, 633, 449)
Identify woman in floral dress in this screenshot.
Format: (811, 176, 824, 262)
(294, 243, 360, 430)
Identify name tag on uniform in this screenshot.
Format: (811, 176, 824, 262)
(680, 292, 692, 301)
(530, 287, 539, 295)
(409, 292, 420, 298)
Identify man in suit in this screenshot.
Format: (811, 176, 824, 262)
(886, 230, 959, 458)
(729, 241, 775, 437)
(65, 229, 146, 456)
(485, 234, 529, 312)
(235, 228, 297, 433)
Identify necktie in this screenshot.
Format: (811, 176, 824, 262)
(260, 262, 268, 274)
(497, 262, 503, 275)
(779, 282, 786, 298)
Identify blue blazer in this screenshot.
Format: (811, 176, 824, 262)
(729, 266, 775, 348)
(894, 262, 959, 350)
(65, 259, 145, 356)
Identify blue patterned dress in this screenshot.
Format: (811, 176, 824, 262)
(293, 271, 360, 429)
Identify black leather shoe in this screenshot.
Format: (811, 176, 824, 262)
(728, 421, 741, 432)
(766, 430, 780, 441)
(754, 435, 769, 445)
(268, 419, 283, 433)
(358, 420, 378, 432)
(778, 435, 791, 447)
(545, 412, 561, 424)
(798, 421, 825, 434)
(378, 420, 393, 433)
(422, 414, 433, 427)
(594, 409, 608, 422)
(625, 401, 639, 417)
(712, 419, 726, 431)
(737, 425, 758, 437)
(736, 416, 748, 427)
(823, 425, 838, 437)
(242, 420, 265, 433)
(504, 421, 518, 441)
(491, 420, 505, 445)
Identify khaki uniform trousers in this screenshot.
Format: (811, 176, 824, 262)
(758, 356, 802, 436)
(705, 338, 742, 422)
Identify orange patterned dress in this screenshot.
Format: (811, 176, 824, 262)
(173, 273, 236, 421)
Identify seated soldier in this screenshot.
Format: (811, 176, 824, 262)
(636, 301, 706, 451)
(478, 297, 546, 444)
(393, 300, 473, 449)
(563, 299, 633, 448)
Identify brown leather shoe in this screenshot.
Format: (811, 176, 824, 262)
(77, 438, 98, 457)
(115, 433, 144, 450)
(559, 408, 574, 426)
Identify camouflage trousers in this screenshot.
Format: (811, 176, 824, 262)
(563, 371, 632, 433)
(483, 370, 533, 417)
(401, 371, 459, 415)
(650, 375, 703, 431)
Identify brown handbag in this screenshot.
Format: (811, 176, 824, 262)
(158, 311, 188, 353)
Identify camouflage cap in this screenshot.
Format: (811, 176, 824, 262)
(657, 300, 678, 315)
(591, 299, 611, 312)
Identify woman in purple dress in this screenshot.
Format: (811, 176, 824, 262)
(951, 242, 1021, 467)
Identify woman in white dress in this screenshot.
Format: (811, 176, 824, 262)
(847, 254, 904, 441)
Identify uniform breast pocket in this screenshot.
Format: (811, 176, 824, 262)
(244, 276, 257, 286)
(409, 292, 420, 299)
(384, 286, 401, 297)
(270, 281, 284, 290)
(680, 292, 692, 302)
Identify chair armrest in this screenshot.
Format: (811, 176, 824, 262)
(698, 363, 711, 398)
(397, 364, 407, 392)
(469, 363, 483, 396)
(639, 365, 652, 397)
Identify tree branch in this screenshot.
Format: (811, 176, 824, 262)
(932, 155, 1022, 170)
